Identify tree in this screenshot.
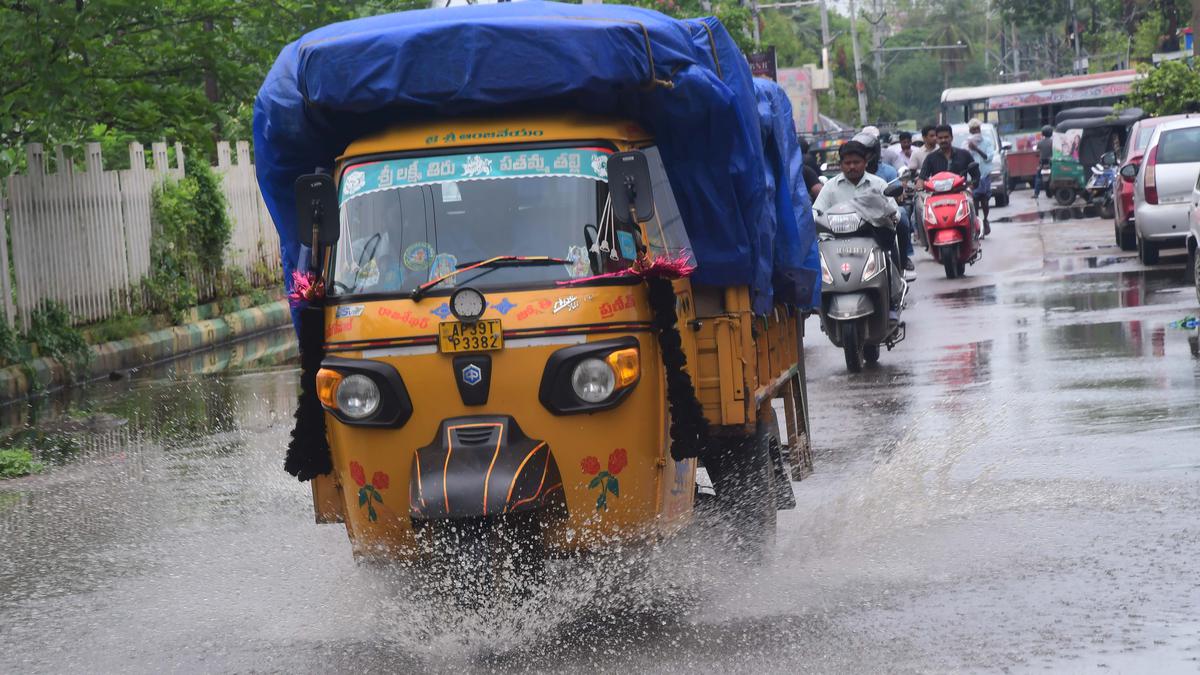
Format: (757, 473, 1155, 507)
(0, 1, 423, 174)
(1125, 60, 1200, 115)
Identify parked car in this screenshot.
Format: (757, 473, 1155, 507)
(1126, 118, 1200, 264)
(1115, 114, 1199, 251)
(1187, 175, 1200, 304)
(952, 122, 1009, 207)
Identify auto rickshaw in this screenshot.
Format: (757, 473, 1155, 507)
(257, 3, 817, 573)
(1049, 107, 1143, 206)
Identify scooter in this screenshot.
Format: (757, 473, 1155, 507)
(1087, 162, 1116, 220)
(922, 169, 982, 279)
(815, 188, 908, 373)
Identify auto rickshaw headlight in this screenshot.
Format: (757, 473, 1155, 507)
(571, 358, 616, 403)
(539, 337, 640, 414)
(335, 374, 381, 419)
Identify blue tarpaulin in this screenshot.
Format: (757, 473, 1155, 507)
(752, 78, 821, 309)
(254, 1, 817, 313)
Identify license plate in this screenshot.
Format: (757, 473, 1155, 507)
(438, 319, 504, 353)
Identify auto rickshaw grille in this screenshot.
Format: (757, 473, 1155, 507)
(454, 426, 499, 446)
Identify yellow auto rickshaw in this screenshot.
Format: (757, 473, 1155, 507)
(257, 3, 818, 575)
(290, 114, 811, 566)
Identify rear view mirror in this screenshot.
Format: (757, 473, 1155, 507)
(1119, 163, 1138, 179)
(883, 183, 903, 198)
(1101, 151, 1116, 166)
(1001, 141, 1013, 152)
(968, 161, 980, 173)
(294, 174, 340, 248)
(607, 151, 655, 225)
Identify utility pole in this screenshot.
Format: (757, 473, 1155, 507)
(849, 0, 868, 125)
(1069, 0, 1081, 72)
(1012, 22, 1019, 78)
(820, 0, 834, 102)
(752, 0, 761, 48)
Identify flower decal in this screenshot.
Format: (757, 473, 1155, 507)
(581, 448, 627, 511)
(348, 461, 387, 522)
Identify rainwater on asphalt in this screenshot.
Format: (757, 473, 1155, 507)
(1, 191, 1199, 673)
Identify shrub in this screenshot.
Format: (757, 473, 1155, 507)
(25, 302, 89, 367)
(0, 446, 44, 479)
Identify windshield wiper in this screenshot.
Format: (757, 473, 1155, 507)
(411, 255, 567, 301)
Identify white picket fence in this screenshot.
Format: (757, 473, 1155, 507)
(0, 140, 280, 330)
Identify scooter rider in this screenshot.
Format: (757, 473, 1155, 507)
(920, 124, 984, 236)
(813, 140, 905, 318)
(855, 130, 916, 279)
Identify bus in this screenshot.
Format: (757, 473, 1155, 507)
(941, 70, 1139, 186)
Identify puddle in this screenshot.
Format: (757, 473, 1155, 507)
(0, 327, 297, 434)
(994, 205, 1100, 223)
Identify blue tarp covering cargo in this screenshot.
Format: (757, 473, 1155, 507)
(752, 78, 820, 309)
(254, 0, 819, 313)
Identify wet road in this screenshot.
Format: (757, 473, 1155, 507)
(2, 190, 1199, 673)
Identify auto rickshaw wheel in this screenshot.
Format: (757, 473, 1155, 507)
(701, 419, 778, 562)
(1054, 188, 1076, 206)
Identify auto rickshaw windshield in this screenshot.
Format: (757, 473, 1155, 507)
(331, 146, 688, 296)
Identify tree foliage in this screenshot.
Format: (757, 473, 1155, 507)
(0, 1, 424, 174)
(1125, 61, 1200, 115)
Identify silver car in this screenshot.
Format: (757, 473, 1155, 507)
(1186, 173, 1200, 304)
(1130, 118, 1200, 265)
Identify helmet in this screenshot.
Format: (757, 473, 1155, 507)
(1042, 125, 1053, 137)
(851, 132, 880, 164)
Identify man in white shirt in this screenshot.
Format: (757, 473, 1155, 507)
(813, 140, 906, 315)
(907, 125, 936, 173)
(812, 140, 898, 219)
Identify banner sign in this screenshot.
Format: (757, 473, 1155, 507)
(340, 148, 611, 204)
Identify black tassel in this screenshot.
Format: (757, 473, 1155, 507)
(645, 277, 709, 461)
(285, 304, 332, 481)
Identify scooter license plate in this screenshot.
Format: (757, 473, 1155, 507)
(438, 319, 504, 353)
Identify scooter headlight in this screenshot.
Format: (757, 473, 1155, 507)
(335, 374, 381, 419)
(861, 249, 886, 282)
(820, 253, 834, 285)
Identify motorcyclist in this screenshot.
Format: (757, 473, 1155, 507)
(1034, 125, 1053, 199)
(920, 124, 985, 238)
(813, 140, 905, 318)
(855, 131, 915, 279)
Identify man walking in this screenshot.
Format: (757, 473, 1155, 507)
(965, 119, 995, 233)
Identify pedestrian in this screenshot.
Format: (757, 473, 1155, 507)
(966, 118, 995, 232)
(1034, 125, 1053, 199)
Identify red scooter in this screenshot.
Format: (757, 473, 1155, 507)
(921, 170, 982, 279)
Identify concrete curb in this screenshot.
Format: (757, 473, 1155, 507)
(0, 300, 292, 403)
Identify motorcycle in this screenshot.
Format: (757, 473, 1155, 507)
(815, 187, 908, 373)
(1087, 151, 1117, 220)
(922, 168, 982, 279)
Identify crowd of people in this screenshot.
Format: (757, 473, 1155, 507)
(802, 121, 999, 282)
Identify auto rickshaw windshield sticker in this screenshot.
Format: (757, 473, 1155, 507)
(403, 242, 434, 271)
(581, 448, 627, 511)
(565, 245, 590, 279)
(339, 148, 613, 204)
(427, 253, 458, 289)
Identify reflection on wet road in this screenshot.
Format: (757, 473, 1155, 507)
(2, 192, 1199, 672)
